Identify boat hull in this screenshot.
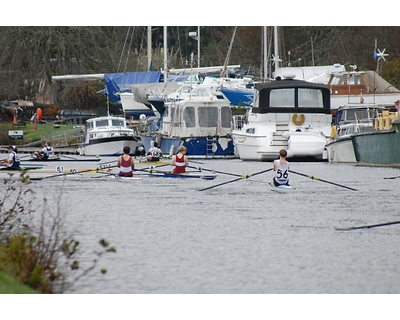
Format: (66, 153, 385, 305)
(148, 171, 217, 180)
(220, 88, 253, 106)
(326, 136, 357, 163)
(352, 130, 400, 165)
(79, 116, 144, 156)
(80, 136, 143, 156)
(269, 182, 296, 193)
(141, 135, 235, 159)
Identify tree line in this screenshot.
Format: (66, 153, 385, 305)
(0, 26, 399, 112)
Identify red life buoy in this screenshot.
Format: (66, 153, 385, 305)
(36, 108, 43, 120)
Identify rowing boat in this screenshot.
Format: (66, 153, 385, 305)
(93, 175, 143, 181)
(16, 167, 111, 181)
(0, 165, 44, 171)
(25, 156, 101, 162)
(0, 166, 44, 176)
(269, 182, 296, 193)
(147, 171, 217, 180)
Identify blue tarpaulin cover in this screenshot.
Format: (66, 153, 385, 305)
(104, 71, 163, 104)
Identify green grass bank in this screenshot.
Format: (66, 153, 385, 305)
(0, 271, 38, 294)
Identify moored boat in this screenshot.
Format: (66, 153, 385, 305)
(327, 70, 400, 111)
(231, 76, 332, 161)
(351, 111, 400, 165)
(78, 115, 144, 156)
(140, 84, 235, 159)
(325, 104, 386, 163)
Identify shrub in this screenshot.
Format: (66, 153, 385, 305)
(0, 171, 115, 293)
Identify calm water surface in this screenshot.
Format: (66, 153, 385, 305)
(27, 158, 400, 294)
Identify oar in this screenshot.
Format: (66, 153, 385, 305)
(335, 220, 400, 231)
(199, 168, 272, 191)
(57, 154, 77, 160)
(189, 160, 204, 165)
(188, 165, 242, 178)
(135, 163, 171, 172)
(18, 154, 32, 159)
(384, 175, 400, 179)
(30, 165, 118, 181)
(290, 170, 357, 191)
(60, 154, 100, 161)
(91, 171, 117, 178)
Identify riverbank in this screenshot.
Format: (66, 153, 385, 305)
(0, 271, 38, 294)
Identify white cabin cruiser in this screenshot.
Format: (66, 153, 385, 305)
(78, 115, 143, 156)
(231, 77, 332, 161)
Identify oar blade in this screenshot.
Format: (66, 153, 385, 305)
(335, 220, 400, 231)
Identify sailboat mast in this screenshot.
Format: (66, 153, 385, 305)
(148, 26, 152, 71)
(274, 26, 280, 72)
(164, 26, 168, 83)
(197, 26, 200, 68)
(220, 26, 237, 78)
(263, 26, 268, 81)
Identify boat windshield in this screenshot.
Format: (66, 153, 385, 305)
(342, 109, 369, 122)
(270, 88, 324, 109)
(298, 88, 324, 108)
(95, 119, 109, 127)
(111, 119, 125, 127)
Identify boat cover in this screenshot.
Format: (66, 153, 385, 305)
(104, 71, 163, 105)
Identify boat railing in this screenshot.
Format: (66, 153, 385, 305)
(337, 122, 375, 137)
(233, 115, 245, 130)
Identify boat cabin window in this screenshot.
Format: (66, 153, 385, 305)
(269, 88, 324, 109)
(246, 128, 255, 134)
(111, 119, 125, 127)
(86, 121, 94, 129)
(199, 107, 218, 127)
(96, 119, 109, 127)
(343, 109, 369, 122)
(330, 74, 344, 85)
(221, 107, 232, 128)
(178, 85, 193, 94)
(298, 88, 324, 108)
(347, 73, 360, 85)
(183, 107, 195, 127)
(270, 88, 295, 107)
(196, 88, 209, 97)
(170, 107, 181, 126)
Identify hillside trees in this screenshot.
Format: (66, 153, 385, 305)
(0, 26, 399, 111)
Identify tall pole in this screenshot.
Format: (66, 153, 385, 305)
(274, 26, 280, 72)
(263, 26, 268, 81)
(164, 26, 168, 83)
(148, 26, 152, 71)
(197, 26, 200, 68)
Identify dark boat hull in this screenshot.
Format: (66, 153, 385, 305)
(352, 130, 400, 165)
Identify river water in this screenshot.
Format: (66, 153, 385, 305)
(24, 158, 400, 295)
